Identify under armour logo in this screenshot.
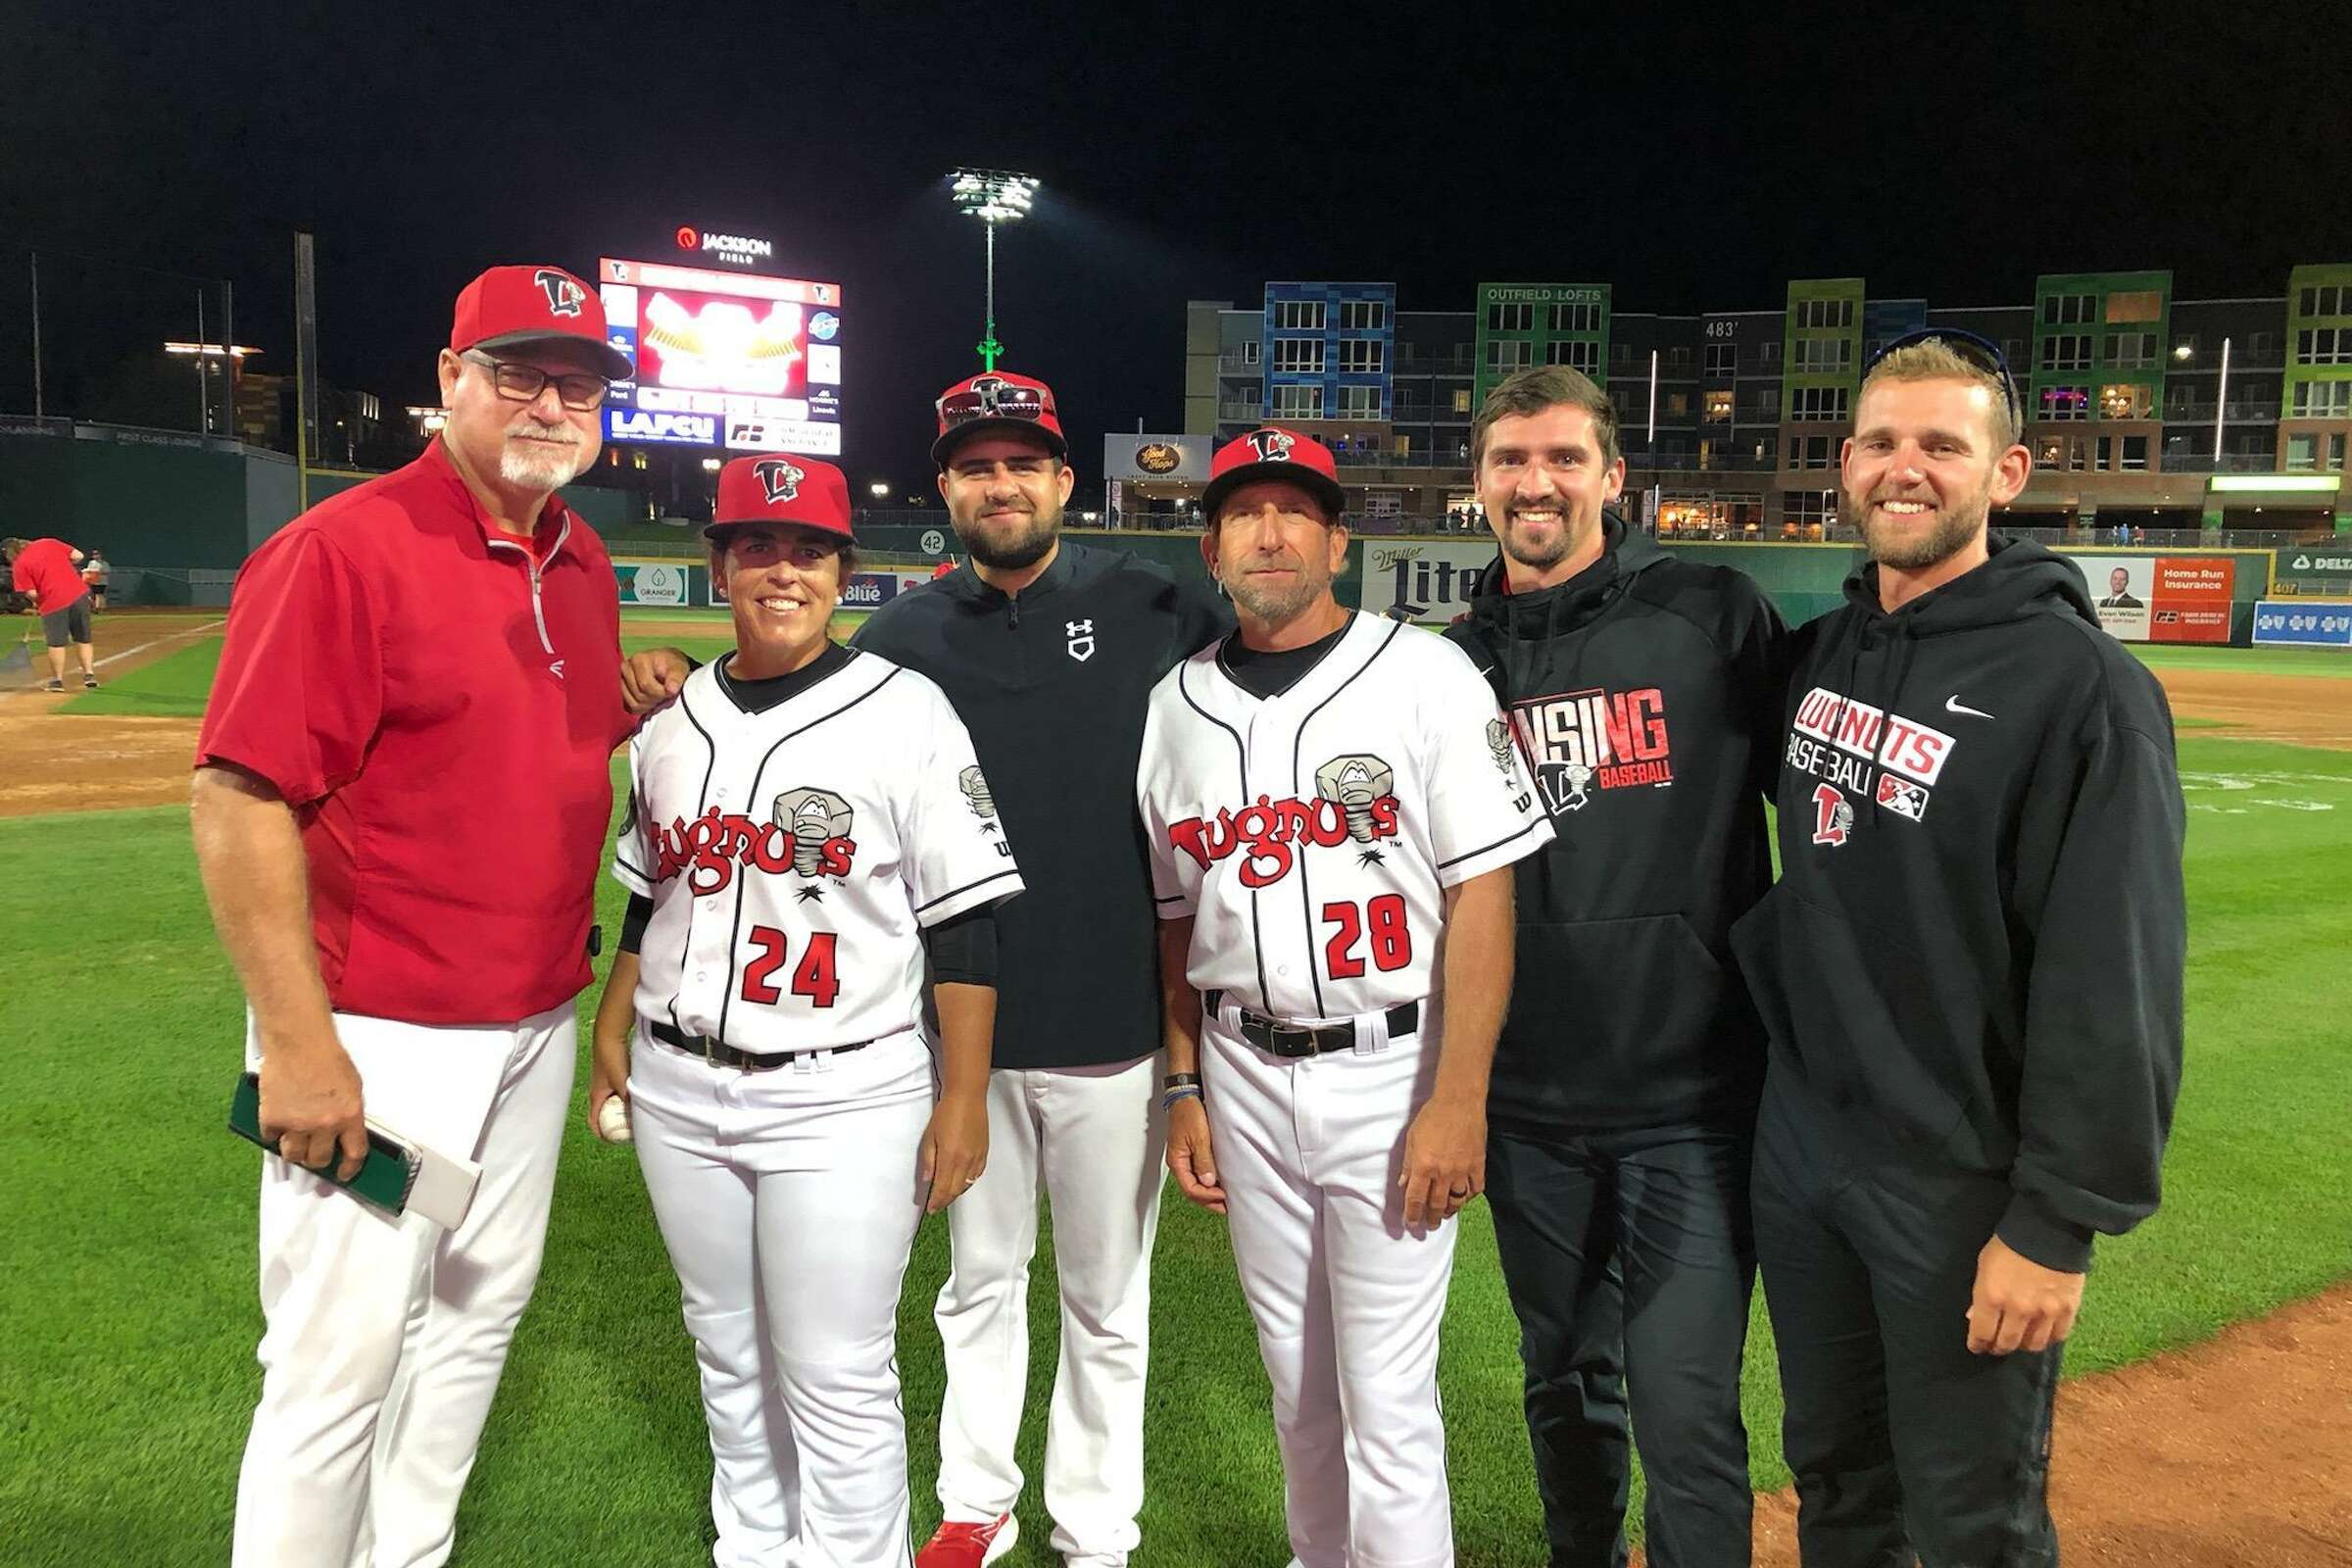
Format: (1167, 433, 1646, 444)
(1066, 619, 1096, 662)
(1247, 428, 1295, 462)
(532, 269, 585, 318)
(970, 374, 1007, 414)
(753, 458, 805, 504)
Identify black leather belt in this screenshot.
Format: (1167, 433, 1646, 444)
(651, 1020, 870, 1073)
(1204, 991, 1421, 1059)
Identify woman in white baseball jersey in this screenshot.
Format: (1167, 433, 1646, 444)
(588, 454, 1022, 1568)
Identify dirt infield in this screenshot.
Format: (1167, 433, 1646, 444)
(1687, 1282, 2352, 1568)
(2157, 666, 2352, 749)
(0, 611, 221, 817)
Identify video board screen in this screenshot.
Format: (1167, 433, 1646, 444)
(598, 258, 843, 455)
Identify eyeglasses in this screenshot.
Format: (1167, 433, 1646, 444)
(936, 381, 1053, 427)
(462, 351, 610, 412)
(1862, 328, 2022, 432)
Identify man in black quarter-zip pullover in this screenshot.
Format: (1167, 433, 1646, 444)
(1732, 332, 2185, 1567)
(1445, 367, 1788, 1568)
(858, 372, 1230, 1568)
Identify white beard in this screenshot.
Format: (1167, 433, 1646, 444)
(500, 431, 587, 492)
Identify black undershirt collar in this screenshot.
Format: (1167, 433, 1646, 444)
(714, 642, 857, 715)
(1217, 619, 1350, 701)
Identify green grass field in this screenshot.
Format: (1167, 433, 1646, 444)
(6, 650, 2350, 1564)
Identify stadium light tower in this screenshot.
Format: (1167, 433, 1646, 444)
(949, 168, 1039, 370)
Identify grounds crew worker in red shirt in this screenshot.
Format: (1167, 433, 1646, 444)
(192, 264, 634, 1568)
(3, 534, 98, 689)
(1732, 332, 2185, 1567)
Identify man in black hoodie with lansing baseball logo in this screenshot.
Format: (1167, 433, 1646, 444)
(1732, 332, 2185, 1566)
(1446, 366, 1788, 1567)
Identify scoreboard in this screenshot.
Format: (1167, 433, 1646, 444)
(598, 257, 843, 455)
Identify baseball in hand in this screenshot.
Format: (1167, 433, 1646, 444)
(596, 1095, 633, 1144)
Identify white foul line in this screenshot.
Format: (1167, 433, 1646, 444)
(6, 617, 226, 694)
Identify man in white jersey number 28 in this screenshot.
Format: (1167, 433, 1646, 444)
(1139, 427, 1553, 1568)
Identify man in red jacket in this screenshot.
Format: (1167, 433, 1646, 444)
(192, 264, 634, 1568)
(3, 535, 97, 690)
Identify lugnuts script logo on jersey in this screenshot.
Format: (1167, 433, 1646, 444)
(532, 268, 585, 318)
(1166, 754, 1402, 888)
(1509, 685, 1673, 816)
(652, 787, 858, 898)
(753, 459, 805, 504)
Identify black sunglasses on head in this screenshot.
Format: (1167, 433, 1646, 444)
(936, 383, 1053, 426)
(1862, 327, 2023, 433)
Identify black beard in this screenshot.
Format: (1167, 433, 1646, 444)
(954, 509, 1058, 570)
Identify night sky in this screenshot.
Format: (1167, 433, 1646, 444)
(4, 2, 2344, 493)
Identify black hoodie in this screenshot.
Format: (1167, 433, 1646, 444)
(1447, 514, 1788, 1133)
(853, 539, 1232, 1068)
(1730, 533, 2186, 1272)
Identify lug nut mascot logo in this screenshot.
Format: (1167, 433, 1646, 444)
(1167, 755, 1402, 887)
(1247, 427, 1296, 462)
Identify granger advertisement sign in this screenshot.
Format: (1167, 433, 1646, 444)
(614, 562, 691, 607)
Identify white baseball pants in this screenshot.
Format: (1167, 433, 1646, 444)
(932, 1052, 1165, 1566)
(1202, 1002, 1459, 1568)
(232, 1003, 575, 1568)
(629, 1024, 934, 1568)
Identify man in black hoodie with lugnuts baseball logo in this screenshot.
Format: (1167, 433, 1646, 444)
(1446, 367, 1788, 1568)
(1732, 331, 2185, 1568)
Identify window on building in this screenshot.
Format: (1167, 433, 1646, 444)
(1341, 300, 1387, 331)
(1241, 340, 1258, 365)
(1337, 384, 1381, 419)
(1271, 383, 1323, 419)
(1338, 339, 1384, 374)
(1795, 298, 1855, 330)
(2172, 333, 2198, 360)
(2041, 293, 2096, 325)
(1488, 338, 1531, 370)
(2039, 384, 2090, 420)
(2331, 433, 2348, 470)
(2105, 331, 2156, 368)
(1544, 339, 1599, 375)
(2040, 334, 2093, 370)
(2300, 287, 2318, 317)
(2248, 331, 2276, 358)
(1760, 340, 1781, 367)
(2121, 434, 2148, 470)
(1788, 385, 1850, 421)
(2099, 383, 2154, 419)
(2004, 339, 2025, 362)
(1665, 392, 1690, 417)
(1704, 389, 1734, 422)
(1756, 387, 1781, 419)
(1610, 386, 1639, 419)
(1273, 337, 1324, 373)
(1793, 338, 1852, 374)
(1272, 300, 1327, 331)
(1549, 301, 1600, 333)
(2309, 285, 2352, 317)
(2287, 432, 2319, 470)
(1783, 490, 1837, 530)
(1785, 434, 1837, 469)
(2104, 290, 2162, 323)
(1704, 343, 1737, 376)
(1666, 346, 1694, 371)
(2292, 379, 2352, 416)
(1487, 302, 1535, 333)
(1452, 387, 1473, 415)
(2094, 436, 2115, 470)
(2298, 327, 2352, 366)
(1611, 340, 1634, 366)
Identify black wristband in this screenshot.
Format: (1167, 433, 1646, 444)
(1162, 1071, 1201, 1091)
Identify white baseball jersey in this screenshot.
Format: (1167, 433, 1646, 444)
(613, 651, 1023, 1052)
(1137, 611, 1552, 1022)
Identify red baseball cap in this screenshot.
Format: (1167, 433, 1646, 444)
(931, 370, 1067, 466)
(705, 454, 855, 543)
(1201, 426, 1347, 522)
(450, 265, 632, 381)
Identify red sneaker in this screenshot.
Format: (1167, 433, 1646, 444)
(914, 1511, 1018, 1568)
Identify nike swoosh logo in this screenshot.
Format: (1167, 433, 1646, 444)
(1945, 695, 1993, 719)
